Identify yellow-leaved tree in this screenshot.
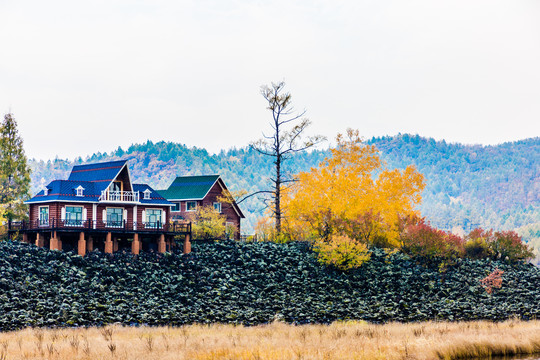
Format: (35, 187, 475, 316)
(283, 129, 425, 250)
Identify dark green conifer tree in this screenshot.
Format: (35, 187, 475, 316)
(0, 113, 31, 221)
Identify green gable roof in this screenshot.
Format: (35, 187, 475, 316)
(158, 175, 220, 200)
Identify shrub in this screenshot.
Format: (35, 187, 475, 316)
(465, 228, 534, 262)
(492, 231, 535, 262)
(400, 220, 464, 259)
(464, 238, 494, 259)
(314, 234, 371, 271)
(187, 206, 227, 240)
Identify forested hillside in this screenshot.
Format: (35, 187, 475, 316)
(28, 135, 539, 249)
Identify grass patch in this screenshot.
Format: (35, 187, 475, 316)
(0, 320, 539, 359)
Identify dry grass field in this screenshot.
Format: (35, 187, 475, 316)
(0, 320, 539, 360)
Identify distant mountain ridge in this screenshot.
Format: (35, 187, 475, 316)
(28, 135, 539, 250)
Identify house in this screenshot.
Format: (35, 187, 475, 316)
(158, 175, 244, 239)
(8, 160, 192, 255)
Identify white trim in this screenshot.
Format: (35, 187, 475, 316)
(133, 205, 138, 230)
(92, 203, 97, 229)
(213, 202, 222, 213)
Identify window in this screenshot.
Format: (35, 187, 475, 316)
(172, 202, 180, 211)
(143, 189, 152, 200)
(186, 201, 197, 211)
(76, 185, 84, 197)
(110, 181, 122, 192)
(65, 206, 83, 226)
(146, 209, 162, 228)
(106, 208, 123, 227)
(39, 206, 49, 226)
(213, 202, 222, 213)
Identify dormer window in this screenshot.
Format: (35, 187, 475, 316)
(43, 188, 49, 196)
(143, 189, 152, 200)
(76, 185, 85, 197)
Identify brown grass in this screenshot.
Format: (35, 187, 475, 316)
(0, 320, 539, 360)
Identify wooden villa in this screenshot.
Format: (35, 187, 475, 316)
(158, 175, 245, 240)
(8, 160, 192, 255)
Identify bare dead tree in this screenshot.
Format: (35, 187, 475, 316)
(248, 81, 325, 236)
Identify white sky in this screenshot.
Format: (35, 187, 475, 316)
(1, 0, 539, 160)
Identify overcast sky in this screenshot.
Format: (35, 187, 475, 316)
(1, 0, 539, 160)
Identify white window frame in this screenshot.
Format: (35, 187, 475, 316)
(186, 201, 197, 212)
(145, 208, 163, 229)
(172, 202, 181, 212)
(65, 206, 83, 227)
(143, 189, 152, 200)
(213, 202, 222, 213)
(106, 207, 124, 228)
(76, 185, 85, 197)
(38, 206, 49, 227)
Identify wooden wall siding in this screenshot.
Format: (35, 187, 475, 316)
(30, 203, 93, 223)
(29, 203, 170, 226)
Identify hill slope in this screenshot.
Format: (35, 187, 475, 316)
(0, 241, 538, 330)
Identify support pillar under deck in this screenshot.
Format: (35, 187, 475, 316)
(105, 232, 113, 254)
(78, 232, 86, 256)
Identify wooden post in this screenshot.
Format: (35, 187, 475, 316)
(78, 232, 86, 256)
(132, 233, 140, 255)
(113, 237, 119, 252)
(50, 231, 58, 250)
(183, 233, 191, 254)
(158, 234, 166, 253)
(22, 233, 28, 244)
(87, 236, 93, 252)
(105, 232, 113, 254)
(35, 233, 44, 248)
(57, 235, 62, 251)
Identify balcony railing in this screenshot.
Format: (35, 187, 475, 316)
(7, 219, 191, 234)
(99, 190, 140, 203)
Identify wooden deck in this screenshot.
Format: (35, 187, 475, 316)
(7, 219, 191, 236)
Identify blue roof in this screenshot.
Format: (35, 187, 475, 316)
(133, 184, 173, 206)
(68, 160, 126, 183)
(26, 180, 99, 203)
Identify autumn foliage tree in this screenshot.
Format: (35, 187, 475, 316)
(186, 205, 230, 240)
(283, 129, 425, 249)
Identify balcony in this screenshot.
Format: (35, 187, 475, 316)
(8, 219, 191, 235)
(99, 190, 139, 203)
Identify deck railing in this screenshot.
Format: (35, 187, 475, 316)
(99, 190, 140, 202)
(8, 219, 191, 234)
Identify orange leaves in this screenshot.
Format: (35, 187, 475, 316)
(480, 268, 504, 294)
(282, 129, 425, 249)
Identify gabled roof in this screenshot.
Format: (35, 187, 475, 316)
(158, 175, 220, 200)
